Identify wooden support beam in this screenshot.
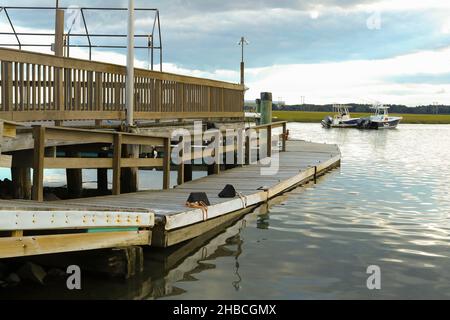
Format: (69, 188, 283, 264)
(32, 126, 45, 202)
(282, 122, 287, 152)
(112, 133, 122, 195)
(267, 126, 272, 158)
(0, 231, 151, 259)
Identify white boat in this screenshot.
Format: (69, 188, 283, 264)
(357, 105, 402, 129)
(321, 105, 360, 128)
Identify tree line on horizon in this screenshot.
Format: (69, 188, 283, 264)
(273, 103, 450, 114)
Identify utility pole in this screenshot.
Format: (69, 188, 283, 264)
(238, 36, 248, 85)
(126, 0, 135, 126)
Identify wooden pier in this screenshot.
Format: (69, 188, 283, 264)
(0, 47, 341, 262)
(0, 136, 340, 258)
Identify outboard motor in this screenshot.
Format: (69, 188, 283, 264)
(357, 118, 370, 129)
(321, 116, 333, 128)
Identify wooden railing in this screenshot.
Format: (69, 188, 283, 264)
(0, 48, 245, 122)
(21, 121, 287, 202)
(30, 126, 170, 202)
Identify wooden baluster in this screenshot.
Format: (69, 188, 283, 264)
(37, 65, 42, 110)
(26, 63, 30, 111)
(87, 71, 93, 110)
(31, 64, 36, 110)
(95, 72, 103, 112)
(47, 65, 52, 109)
(14, 62, 18, 110)
(1, 61, 12, 112)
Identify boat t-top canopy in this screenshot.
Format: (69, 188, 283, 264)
(370, 105, 390, 110)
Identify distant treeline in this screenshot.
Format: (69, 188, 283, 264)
(274, 103, 450, 114)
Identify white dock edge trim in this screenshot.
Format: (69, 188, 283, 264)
(163, 153, 341, 231)
(164, 192, 267, 231)
(0, 210, 155, 231)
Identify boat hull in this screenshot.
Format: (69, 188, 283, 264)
(322, 117, 360, 128)
(357, 118, 401, 130)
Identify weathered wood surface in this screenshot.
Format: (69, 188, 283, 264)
(0, 48, 244, 122)
(54, 140, 340, 244)
(0, 230, 151, 259)
(0, 140, 340, 256)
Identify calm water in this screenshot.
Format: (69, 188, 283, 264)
(2, 123, 450, 299)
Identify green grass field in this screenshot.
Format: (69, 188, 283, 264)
(273, 111, 450, 124)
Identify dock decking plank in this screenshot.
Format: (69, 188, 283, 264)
(0, 140, 340, 250)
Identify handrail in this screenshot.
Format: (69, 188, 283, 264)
(31, 125, 171, 201)
(0, 48, 245, 122)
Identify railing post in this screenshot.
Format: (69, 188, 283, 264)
(163, 137, 171, 190)
(214, 135, 221, 174)
(282, 122, 287, 152)
(95, 72, 103, 111)
(54, 9, 65, 113)
(237, 128, 245, 167)
(177, 135, 185, 186)
(267, 125, 272, 158)
(245, 129, 250, 165)
(32, 126, 45, 202)
(1, 61, 13, 111)
(112, 133, 122, 195)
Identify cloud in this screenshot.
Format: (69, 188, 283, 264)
(2, 0, 450, 106)
(244, 46, 450, 106)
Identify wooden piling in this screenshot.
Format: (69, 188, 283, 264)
(97, 152, 109, 194)
(177, 136, 185, 185)
(163, 138, 170, 190)
(32, 126, 45, 202)
(11, 151, 32, 200)
(66, 151, 83, 198)
(112, 133, 122, 195)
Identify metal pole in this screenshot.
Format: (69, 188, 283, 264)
(238, 37, 248, 85)
(157, 11, 162, 71)
(126, 0, 135, 126)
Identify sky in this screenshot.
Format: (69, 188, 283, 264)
(1, 0, 450, 106)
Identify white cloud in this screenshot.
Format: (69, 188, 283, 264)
(2, 15, 450, 107)
(244, 47, 450, 106)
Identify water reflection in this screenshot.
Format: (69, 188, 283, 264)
(2, 124, 450, 299)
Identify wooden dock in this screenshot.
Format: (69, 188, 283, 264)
(0, 139, 340, 258)
(0, 47, 341, 262)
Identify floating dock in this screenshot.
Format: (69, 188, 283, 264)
(0, 139, 340, 258)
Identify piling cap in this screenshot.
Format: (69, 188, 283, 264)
(255, 99, 261, 105)
(260, 92, 272, 101)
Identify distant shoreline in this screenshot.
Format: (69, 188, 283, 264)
(273, 111, 450, 124)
